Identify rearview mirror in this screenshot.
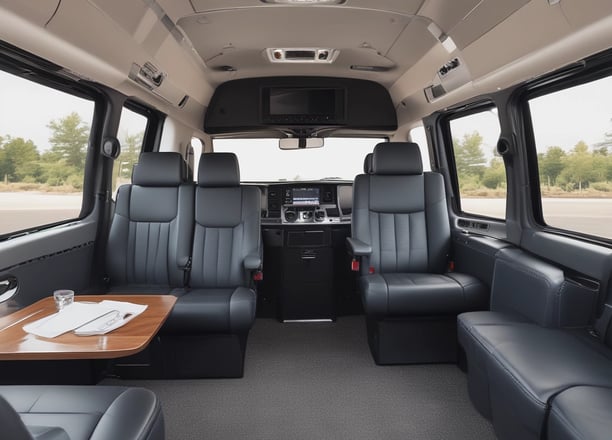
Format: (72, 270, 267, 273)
(279, 138, 324, 150)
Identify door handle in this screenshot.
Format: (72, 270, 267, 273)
(0, 276, 18, 303)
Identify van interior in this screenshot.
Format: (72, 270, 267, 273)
(1, 1, 612, 439)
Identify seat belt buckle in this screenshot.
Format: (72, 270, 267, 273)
(351, 258, 360, 272)
(253, 271, 263, 282)
(368, 266, 375, 274)
(448, 260, 455, 272)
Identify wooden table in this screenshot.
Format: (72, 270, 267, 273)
(0, 295, 176, 360)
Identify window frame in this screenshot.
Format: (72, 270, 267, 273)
(122, 100, 165, 154)
(0, 42, 105, 240)
(441, 100, 507, 221)
(520, 49, 612, 245)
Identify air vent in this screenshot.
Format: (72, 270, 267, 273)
(322, 189, 333, 203)
(266, 48, 339, 63)
(286, 50, 316, 60)
(424, 56, 471, 103)
(438, 58, 460, 77)
(267, 188, 282, 218)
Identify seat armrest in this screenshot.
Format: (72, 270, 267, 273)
(346, 237, 372, 256)
(244, 255, 262, 270)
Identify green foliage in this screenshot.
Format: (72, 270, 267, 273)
(591, 181, 612, 192)
(111, 131, 144, 192)
(482, 158, 506, 189)
(453, 131, 486, 179)
(0, 136, 40, 182)
(0, 112, 90, 190)
(539, 146, 565, 187)
(47, 112, 90, 169)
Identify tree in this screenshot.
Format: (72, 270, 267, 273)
(453, 131, 486, 180)
(558, 141, 595, 191)
(0, 136, 40, 182)
(482, 157, 506, 189)
(47, 112, 90, 169)
(112, 131, 144, 191)
(539, 146, 565, 187)
(120, 132, 143, 174)
(594, 118, 612, 151)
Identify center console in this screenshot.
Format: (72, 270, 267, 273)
(260, 183, 355, 321)
(264, 184, 347, 225)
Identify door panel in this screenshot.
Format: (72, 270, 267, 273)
(0, 215, 97, 316)
(452, 232, 511, 289)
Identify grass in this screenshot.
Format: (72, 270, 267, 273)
(0, 182, 81, 194)
(462, 185, 612, 198)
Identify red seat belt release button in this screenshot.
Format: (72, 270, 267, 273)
(448, 261, 455, 272)
(368, 266, 375, 274)
(253, 271, 263, 281)
(351, 258, 360, 272)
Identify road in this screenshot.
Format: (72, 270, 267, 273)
(462, 198, 612, 238)
(0, 193, 610, 239)
(0, 192, 81, 235)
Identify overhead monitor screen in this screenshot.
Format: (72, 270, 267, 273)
(268, 88, 342, 116)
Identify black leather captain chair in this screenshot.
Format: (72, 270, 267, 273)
(105, 152, 193, 293)
(163, 152, 261, 377)
(348, 142, 487, 364)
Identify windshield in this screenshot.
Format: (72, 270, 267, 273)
(213, 138, 384, 181)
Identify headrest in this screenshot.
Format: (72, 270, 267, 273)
(363, 153, 373, 174)
(372, 142, 423, 175)
(198, 152, 240, 187)
(132, 152, 185, 187)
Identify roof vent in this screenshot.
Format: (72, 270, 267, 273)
(266, 48, 339, 63)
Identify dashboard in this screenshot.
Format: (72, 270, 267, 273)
(259, 182, 353, 225)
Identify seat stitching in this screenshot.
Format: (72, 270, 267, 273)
(549, 404, 585, 440)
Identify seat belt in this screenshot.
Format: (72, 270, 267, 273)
(92, 190, 115, 288)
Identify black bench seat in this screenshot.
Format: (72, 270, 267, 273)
(0, 385, 164, 440)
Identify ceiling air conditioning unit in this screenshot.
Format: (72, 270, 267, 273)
(266, 48, 339, 63)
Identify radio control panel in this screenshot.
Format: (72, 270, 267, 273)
(263, 184, 349, 225)
(283, 206, 328, 224)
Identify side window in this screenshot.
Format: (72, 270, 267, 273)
(409, 126, 431, 171)
(0, 69, 94, 236)
(114, 106, 148, 194)
(529, 75, 612, 240)
(190, 137, 204, 181)
(449, 108, 505, 219)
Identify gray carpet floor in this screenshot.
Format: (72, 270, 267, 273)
(104, 317, 495, 440)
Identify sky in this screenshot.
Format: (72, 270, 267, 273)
(1, 69, 611, 180)
(0, 71, 146, 151)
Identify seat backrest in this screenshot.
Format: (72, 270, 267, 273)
(0, 396, 35, 440)
(363, 153, 373, 174)
(352, 142, 450, 274)
(106, 152, 194, 287)
(191, 153, 261, 288)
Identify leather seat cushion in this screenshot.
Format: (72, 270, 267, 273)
(165, 287, 256, 334)
(549, 386, 612, 440)
(460, 321, 612, 439)
(0, 386, 164, 440)
(361, 272, 487, 317)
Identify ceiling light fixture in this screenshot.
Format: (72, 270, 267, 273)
(350, 65, 392, 72)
